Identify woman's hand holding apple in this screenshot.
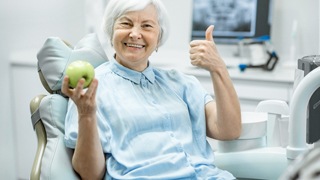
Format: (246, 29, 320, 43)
(62, 60, 98, 117)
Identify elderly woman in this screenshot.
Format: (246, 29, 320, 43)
(62, 0, 241, 179)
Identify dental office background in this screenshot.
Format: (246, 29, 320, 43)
(0, 0, 319, 179)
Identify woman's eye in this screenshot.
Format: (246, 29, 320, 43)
(121, 22, 131, 27)
(142, 24, 153, 28)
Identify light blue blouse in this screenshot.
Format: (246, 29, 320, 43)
(64, 58, 235, 180)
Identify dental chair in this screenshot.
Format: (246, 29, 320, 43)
(29, 33, 108, 179)
(30, 32, 320, 180)
(29, 33, 291, 180)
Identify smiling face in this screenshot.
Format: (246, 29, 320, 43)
(113, 4, 160, 71)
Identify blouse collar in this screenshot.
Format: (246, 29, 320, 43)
(110, 57, 155, 85)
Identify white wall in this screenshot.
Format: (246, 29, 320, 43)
(160, 0, 193, 51)
(0, 0, 86, 179)
(272, 0, 319, 64)
(0, 0, 18, 178)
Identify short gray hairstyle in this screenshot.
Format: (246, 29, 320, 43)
(101, 0, 170, 48)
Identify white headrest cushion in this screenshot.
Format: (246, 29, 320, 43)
(37, 33, 108, 91)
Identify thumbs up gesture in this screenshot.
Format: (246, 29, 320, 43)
(189, 25, 226, 72)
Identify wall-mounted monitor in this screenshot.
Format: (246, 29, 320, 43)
(191, 0, 272, 44)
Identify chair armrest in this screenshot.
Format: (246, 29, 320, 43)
(30, 95, 47, 180)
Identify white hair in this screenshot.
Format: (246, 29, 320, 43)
(101, 0, 170, 48)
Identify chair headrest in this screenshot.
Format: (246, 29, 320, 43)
(37, 33, 108, 93)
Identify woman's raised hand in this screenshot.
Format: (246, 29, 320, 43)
(189, 25, 226, 73)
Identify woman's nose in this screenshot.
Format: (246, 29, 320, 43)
(129, 27, 142, 40)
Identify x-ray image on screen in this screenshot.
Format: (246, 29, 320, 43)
(191, 0, 272, 43)
(192, 0, 257, 37)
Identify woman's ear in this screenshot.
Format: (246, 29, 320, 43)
(155, 39, 160, 52)
(157, 28, 163, 47)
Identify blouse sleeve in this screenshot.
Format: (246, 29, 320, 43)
(64, 96, 112, 153)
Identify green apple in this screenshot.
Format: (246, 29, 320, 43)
(65, 60, 95, 88)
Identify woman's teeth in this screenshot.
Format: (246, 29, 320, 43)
(125, 43, 144, 48)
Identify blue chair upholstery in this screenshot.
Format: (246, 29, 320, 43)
(30, 33, 108, 180)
